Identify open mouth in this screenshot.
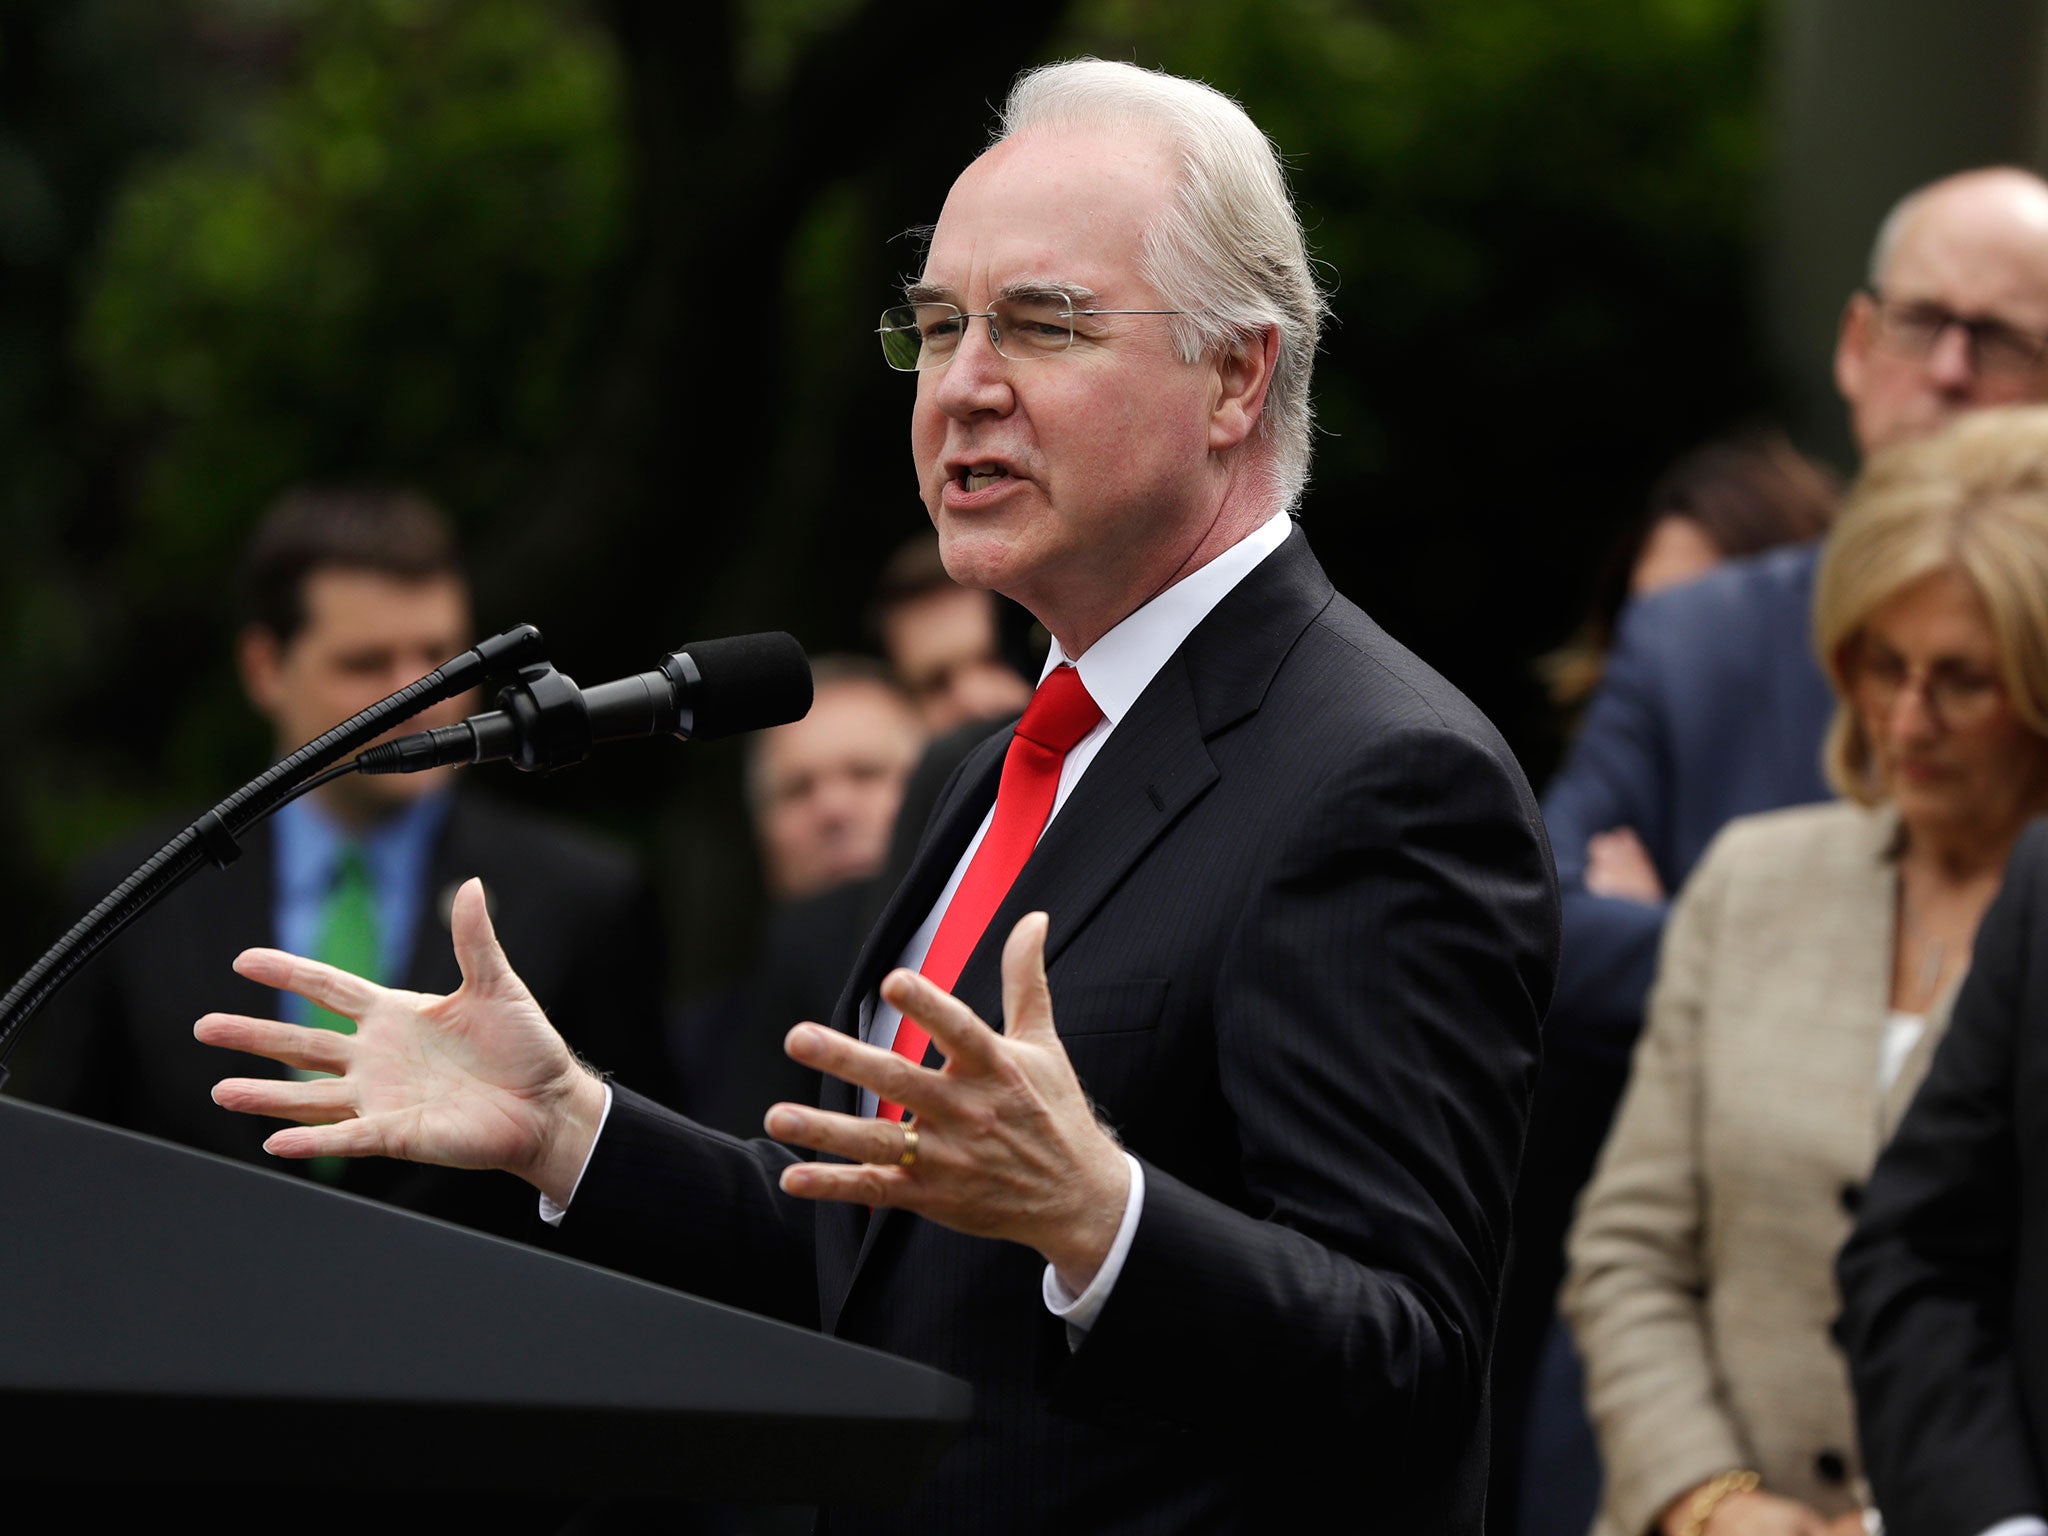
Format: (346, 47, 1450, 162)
(960, 465, 1012, 493)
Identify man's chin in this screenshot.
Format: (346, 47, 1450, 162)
(935, 522, 1035, 597)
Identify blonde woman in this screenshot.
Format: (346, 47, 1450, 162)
(1563, 406, 2048, 1536)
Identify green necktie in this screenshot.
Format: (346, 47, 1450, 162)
(309, 845, 380, 1036)
(304, 845, 381, 1183)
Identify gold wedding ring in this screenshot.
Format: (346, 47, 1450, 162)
(898, 1123, 920, 1168)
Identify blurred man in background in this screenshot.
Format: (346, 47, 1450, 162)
(21, 486, 676, 1237)
(869, 532, 1033, 736)
(748, 657, 926, 902)
(1510, 165, 2048, 1535)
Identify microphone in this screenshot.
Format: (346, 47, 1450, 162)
(356, 632, 812, 776)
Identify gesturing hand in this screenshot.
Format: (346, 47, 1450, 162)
(765, 912, 1133, 1293)
(194, 878, 608, 1203)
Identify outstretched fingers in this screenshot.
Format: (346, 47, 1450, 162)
(449, 877, 518, 996)
(263, 1116, 393, 1161)
(783, 1023, 954, 1113)
(766, 1100, 922, 1169)
(998, 912, 1055, 1043)
(195, 1013, 352, 1076)
(232, 948, 377, 1025)
(876, 968, 1003, 1073)
(779, 1159, 917, 1207)
(211, 1072, 358, 1125)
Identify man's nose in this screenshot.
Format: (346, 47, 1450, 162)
(931, 317, 1015, 415)
(807, 773, 864, 824)
(1925, 321, 1979, 391)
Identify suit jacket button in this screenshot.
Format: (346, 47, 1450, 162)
(1814, 1449, 1849, 1485)
(1838, 1182, 1863, 1216)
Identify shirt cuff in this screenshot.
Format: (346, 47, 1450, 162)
(537, 1080, 614, 1227)
(1973, 1521, 2048, 1536)
(1041, 1152, 1145, 1345)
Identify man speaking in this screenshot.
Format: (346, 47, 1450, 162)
(198, 61, 1557, 1532)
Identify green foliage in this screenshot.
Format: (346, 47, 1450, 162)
(78, 0, 628, 579)
(1064, 0, 1764, 393)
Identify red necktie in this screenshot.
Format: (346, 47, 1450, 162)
(878, 664, 1104, 1121)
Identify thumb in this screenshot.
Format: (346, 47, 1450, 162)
(1000, 911, 1055, 1042)
(449, 878, 517, 995)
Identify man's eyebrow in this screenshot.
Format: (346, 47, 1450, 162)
(899, 278, 1102, 306)
(999, 278, 1099, 305)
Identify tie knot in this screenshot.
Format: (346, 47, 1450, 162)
(1016, 664, 1103, 753)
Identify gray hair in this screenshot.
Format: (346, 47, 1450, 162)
(996, 59, 1328, 512)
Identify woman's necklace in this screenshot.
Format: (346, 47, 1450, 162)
(1897, 863, 1996, 1011)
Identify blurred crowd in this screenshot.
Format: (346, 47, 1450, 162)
(1508, 166, 2048, 1536)
(17, 157, 2048, 1536)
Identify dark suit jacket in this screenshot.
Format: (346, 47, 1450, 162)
(1835, 819, 2048, 1536)
(16, 793, 673, 1240)
(555, 530, 1559, 1532)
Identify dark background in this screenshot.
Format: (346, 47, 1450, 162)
(0, 0, 1845, 1004)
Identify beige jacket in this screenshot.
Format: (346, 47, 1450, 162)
(1562, 801, 1955, 1536)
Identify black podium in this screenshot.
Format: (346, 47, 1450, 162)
(0, 1097, 969, 1504)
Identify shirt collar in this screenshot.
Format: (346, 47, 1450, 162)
(274, 788, 452, 899)
(1043, 509, 1295, 723)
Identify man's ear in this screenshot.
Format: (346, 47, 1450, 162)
(1209, 324, 1280, 454)
(1834, 290, 1873, 406)
(237, 624, 285, 719)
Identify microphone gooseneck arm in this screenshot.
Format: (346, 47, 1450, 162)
(0, 624, 549, 1083)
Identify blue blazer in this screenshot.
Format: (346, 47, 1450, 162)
(1540, 541, 1835, 1064)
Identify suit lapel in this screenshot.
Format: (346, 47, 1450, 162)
(948, 657, 1216, 1012)
(947, 526, 1329, 1016)
(822, 527, 1333, 1326)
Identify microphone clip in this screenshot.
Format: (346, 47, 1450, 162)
(488, 663, 595, 774)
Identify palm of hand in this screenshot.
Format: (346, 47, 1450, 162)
(200, 878, 590, 1186)
(348, 966, 569, 1172)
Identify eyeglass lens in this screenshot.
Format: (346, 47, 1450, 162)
(1854, 645, 2004, 729)
(878, 299, 1079, 370)
(1873, 295, 2048, 376)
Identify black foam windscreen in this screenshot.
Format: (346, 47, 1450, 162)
(682, 631, 813, 740)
